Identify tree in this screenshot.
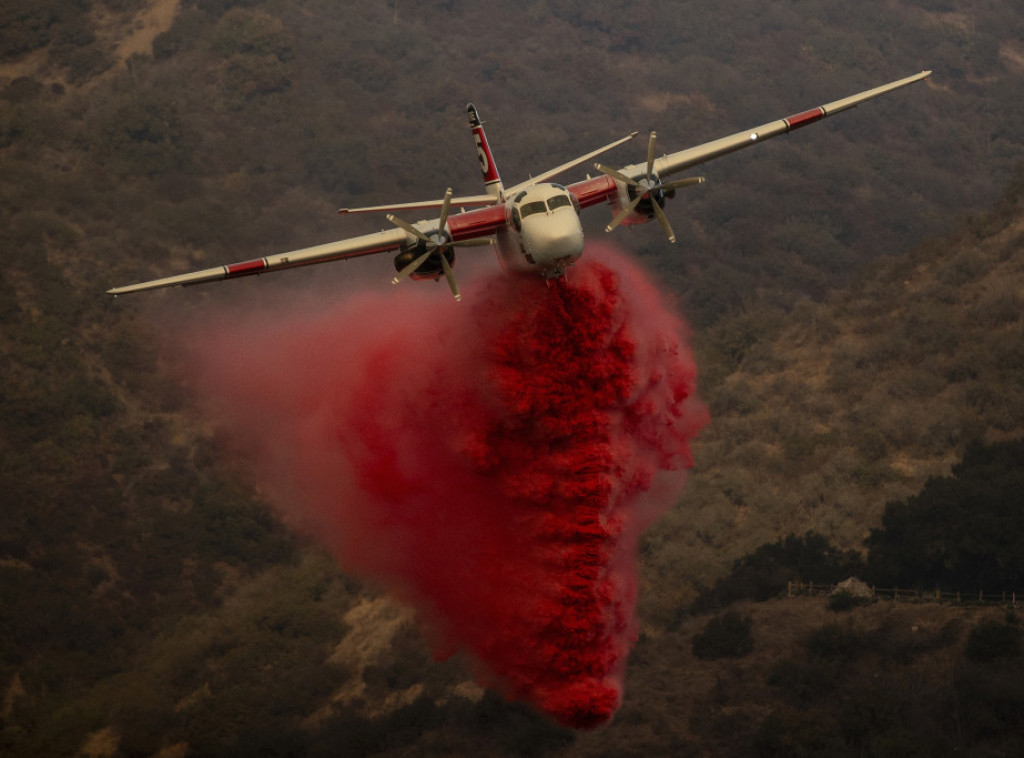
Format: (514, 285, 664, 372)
(693, 532, 864, 610)
(866, 439, 1024, 592)
(692, 611, 754, 660)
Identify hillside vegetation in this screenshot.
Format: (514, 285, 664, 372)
(640, 173, 1024, 616)
(3, 0, 1024, 755)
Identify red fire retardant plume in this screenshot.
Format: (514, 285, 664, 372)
(184, 243, 707, 728)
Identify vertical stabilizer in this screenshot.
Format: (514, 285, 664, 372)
(467, 104, 504, 200)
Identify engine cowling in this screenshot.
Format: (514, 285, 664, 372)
(596, 131, 705, 243)
(393, 247, 455, 281)
(625, 174, 673, 220)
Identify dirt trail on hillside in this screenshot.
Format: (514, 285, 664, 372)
(113, 0, 181, 62)
(0, 0, 180, 89)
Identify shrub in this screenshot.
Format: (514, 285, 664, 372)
(866, 438, 1024, 592)
(692, 611, 754, 660)
(965, 620, 1022, 662)
(827, 591, 871, 612)
(806, 623, 867, 662)
(693, 531, 864, 610)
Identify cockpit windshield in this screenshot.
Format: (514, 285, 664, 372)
(520, 200, 548, 220)
(519, 193, 575, 220)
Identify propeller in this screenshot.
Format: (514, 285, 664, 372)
(386, 188, 491, 301)
(595, 131, 705, 243)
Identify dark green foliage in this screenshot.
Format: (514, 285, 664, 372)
(827, 590, 871, 612)
(754, 707, 848, 758)
(1, 77, 44, 103)
(309, 692, 575, 758)
(806, 623, 867, 662)
(90, 96, 195, 177)
(694, 532, 864, 610)
(152, 7, 206, 59)
(761, 618, 969, 756)
(0, 0, 73, 60)
(766, 658, 842, 703)
(965, 619, 1022, 662)
(952, 661, 1024, 749)
(866, 438, 1024, 592)
(701, 304, 785, 375)
(692, 611, 754, 660)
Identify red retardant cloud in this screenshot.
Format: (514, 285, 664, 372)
(182, 243, 707, 728)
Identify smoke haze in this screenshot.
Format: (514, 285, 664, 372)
(179, 243, 707, 728)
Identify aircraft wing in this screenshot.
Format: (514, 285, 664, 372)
(107, 227, 409, 295)
(569, 71, 931, 239)
(107, 196, 509, 296)
(652, 70, 931, 179)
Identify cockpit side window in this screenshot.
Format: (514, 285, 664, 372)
(520, 200, 548, 219)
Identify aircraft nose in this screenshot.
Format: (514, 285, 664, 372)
(523, 214, 585, 262)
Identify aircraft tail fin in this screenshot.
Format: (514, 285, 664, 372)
(468, 104, 504, 200)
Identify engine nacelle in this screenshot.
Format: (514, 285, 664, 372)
(393, 247, 455, 281)
(625, 174, 673, 219)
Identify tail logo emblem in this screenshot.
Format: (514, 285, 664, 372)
(474, 132, 489, 176)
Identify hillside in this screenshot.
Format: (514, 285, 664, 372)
(638, 173, 1024, 619)
(3, 0, 1024, 755)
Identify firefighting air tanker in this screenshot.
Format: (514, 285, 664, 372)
(108, 71, 931, 301)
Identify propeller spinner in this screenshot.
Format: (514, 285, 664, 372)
(596, 132, 705, 243)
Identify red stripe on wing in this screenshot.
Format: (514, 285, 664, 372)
(784, 107, 826, 131)
(225, 259, 267, 277)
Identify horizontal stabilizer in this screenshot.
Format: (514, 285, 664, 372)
(505, 132, 638, 195)
(339, 194, 497, 215)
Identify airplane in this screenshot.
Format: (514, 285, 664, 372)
(107, 71, 931, 301)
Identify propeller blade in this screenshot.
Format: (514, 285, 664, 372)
(604, 193, 645, 233)
(387, 214, 433, 245)
(650, 199, 676, 243)
(440, 251, 461, 301)
(645, 131, 657, 180)
(594, 163, 639, 187)
(391, 249, 433, 285)
(437, 188, 453, 232)
(661, 176, 706, 192)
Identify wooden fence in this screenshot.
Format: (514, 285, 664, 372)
(787, 580, 1019, 607)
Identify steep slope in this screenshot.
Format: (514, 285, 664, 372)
(640, 170, 1024, 619)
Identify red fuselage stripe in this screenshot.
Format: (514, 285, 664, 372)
(568, 175, 617, 209)
(785, 107, 826, 131)
(448, 205, 507, 239)
(226, 259, 267, 277)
